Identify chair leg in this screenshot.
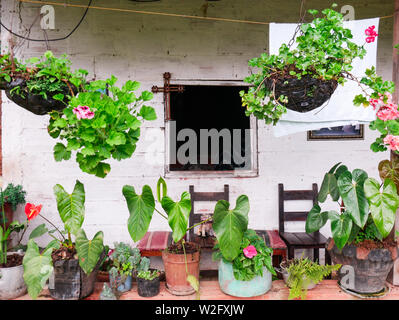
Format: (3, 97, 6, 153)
(325, 248, 332, 265)
(288, 246, 295, 260)
(313, 248, 319, 262)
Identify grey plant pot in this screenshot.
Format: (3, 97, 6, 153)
(0, 253, 27, 300)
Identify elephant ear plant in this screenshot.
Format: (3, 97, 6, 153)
(306, 162, 399, 249)
(23, 180, 105, 299)
(212, 196, 276, 281)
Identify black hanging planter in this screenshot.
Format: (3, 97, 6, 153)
(5, 78, 77, 116)
(265, 75, 338, 113)
(48, 251, 105, 300)
(137, 272, 161, 298)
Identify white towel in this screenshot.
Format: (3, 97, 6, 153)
(268, 18, 379, 137)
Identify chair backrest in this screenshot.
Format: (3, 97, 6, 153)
(278, 183, 318, 233)
(188, 185, 229, 245)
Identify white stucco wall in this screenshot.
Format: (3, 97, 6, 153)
(0, 0, 395, 247)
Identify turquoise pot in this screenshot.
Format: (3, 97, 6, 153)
(218, 260, 272, 297)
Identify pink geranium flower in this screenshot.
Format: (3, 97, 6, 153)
(73, 105, 95, 120)
(365, 25, 378, 43)
(369, 93, 399, 121)
(384, 135, 399, 151)
(243, 245, 257, 259)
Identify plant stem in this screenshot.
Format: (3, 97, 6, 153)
(187, 217, 213, 231)
(154, 207, 168, 220)
(38, 214, 66, 242)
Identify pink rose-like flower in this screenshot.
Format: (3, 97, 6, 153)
(376, 105, 399, 121)
(243, 245, 257, 259)
(384, 135, 399, 151)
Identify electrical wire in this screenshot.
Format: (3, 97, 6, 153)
(0, 0, 92, 42)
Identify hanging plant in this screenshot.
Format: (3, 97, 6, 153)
(48, 75, 156, 178)
(3, 51, 87, 115)
(241, 4, 375, 124)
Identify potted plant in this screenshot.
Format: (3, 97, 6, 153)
(212, 195, 276, 297)
(122, 177, 211, 296)
(47, 75, 156, 178)
(0, 183, 26, 230)
(137, 269, 161, 298)
(0, 187, 28, 299)
(97, 245, 112, 282)
(279, 257, 340, 300)
(108, 242, 149, 293)
(5, 51, 87, 115)
(240, 4, 382, 125)
(22, 180, 105, 300)
(305, 162, 399, 294)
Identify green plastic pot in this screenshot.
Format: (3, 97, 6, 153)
(218, 260, 272, 297)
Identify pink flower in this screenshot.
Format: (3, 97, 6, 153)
(384, 135, 399, 151)
(365, 26, 378, 43)
(369, 93, 399, 121)
(73, 105, 95, 120)
(243, 245, 257, 259)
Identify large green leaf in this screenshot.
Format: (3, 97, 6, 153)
(364, 178, 399, 238)
(53, 180, 85, 235)
(337, 169, 369, 229)
(29, 224, 49, 240)
(75, 229, 104, 274)
(23, 239, 60, 299)
(123, 185, 155, 242)
(379, 159, 399, 192)
(161, 192, 192, 243)
(212, 195, 249, 261)
(329, 211, 353, 250)
(305, 204, 330, 233)
(318, 173, 339, 202)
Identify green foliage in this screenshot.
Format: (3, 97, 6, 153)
(212, 195, 249, 261)
(306, 162, 399, 249)
(48, 76, 156, 178)
(23, 180, 105, 299)
(137, 269, 160, 281)
(241, 5, 366, 124)
(0, 183, 26, 211)
(22, 239, 60, 300)
(109, 242, 143, 278)
(213, 230, 276, 282)
(53, 180, 85, 236)
(284, 257, 341, 300)
(123, 177, 192, 244)
(0, 53, 28, 84)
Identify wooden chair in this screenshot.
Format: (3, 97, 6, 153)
(188, 185, 229, 248)
(278, 183, 331, 264)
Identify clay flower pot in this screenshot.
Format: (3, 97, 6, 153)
(162, 246, 200, 296)
(326, 237, 398, 294)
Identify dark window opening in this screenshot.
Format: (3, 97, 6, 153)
(169, 85, 251, 172)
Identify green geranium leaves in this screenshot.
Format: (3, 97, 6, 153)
(48, 76, 156, 178)
(123, 185, 155, 242)
(213, 195, 249, 261)
(23, 239, 60, 300)
(53, 180, 85, 236)
(75, 229, 105, 274)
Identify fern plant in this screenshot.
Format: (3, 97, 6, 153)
(283, 257, 341, 300)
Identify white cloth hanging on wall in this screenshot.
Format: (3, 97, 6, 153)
(268, 18, 380, 137)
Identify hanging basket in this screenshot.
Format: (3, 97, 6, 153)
(5, 78, 77, 116)
(265, 75, 338, 113)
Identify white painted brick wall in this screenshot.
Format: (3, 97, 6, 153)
(0, 0, 395, 247)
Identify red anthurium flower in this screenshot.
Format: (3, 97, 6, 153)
(243, 245, 257, 259)
(25, 203, 42, 221)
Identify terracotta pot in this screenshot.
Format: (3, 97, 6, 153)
(326, 238, 398, 294)
(162, 245, 200, 296)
